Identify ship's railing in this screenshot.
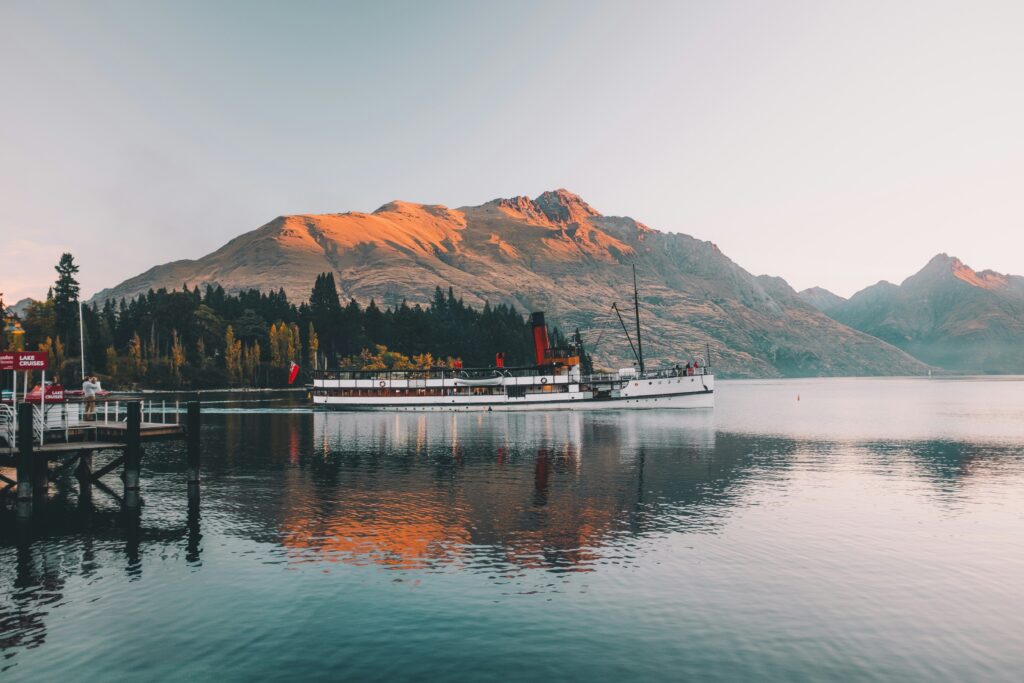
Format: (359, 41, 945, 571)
(647, 365, 710, 378)
(585, 365, 709, 383)
(313, 366, 573, 382)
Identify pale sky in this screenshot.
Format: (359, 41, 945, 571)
(2, 0, 1022, 302)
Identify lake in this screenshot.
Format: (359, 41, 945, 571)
(2, 377, 1024, 681)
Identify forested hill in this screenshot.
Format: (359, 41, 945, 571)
(15, 270, 581, 389)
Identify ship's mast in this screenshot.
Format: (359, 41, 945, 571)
(633, 264, 644, 375)
(611, 303, 641, 369)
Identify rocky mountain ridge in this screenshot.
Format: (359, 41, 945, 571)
(92, 189, 929, 377)
(803, 254, 1024, 373)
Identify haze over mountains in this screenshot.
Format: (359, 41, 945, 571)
(91, 189, 1017, 377)
(801, 255, 1024, 373)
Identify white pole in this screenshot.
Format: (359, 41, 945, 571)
(40, 370, 45, 445)
(79, 299, 86, 381)
(10, 370, 16, 445)
(162, 399, 166, 424)
(175, 399, 179, 424)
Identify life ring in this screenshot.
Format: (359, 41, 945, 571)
(379, 380, 386, 388)
(540, 377, 548, 385)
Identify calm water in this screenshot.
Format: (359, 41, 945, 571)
(2, 378, 1024, 681)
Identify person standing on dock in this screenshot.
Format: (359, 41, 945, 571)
(82, 375, 101, 421)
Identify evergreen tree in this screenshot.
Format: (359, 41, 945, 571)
(309, 272, 342, 357)
(53, 253, 81, 363)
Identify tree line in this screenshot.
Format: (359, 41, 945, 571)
(3, 255, 589, 389)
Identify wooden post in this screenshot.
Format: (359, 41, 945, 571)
(186, 485, 201, 562)
(16, 403, 33, 516)
(186, 401, 200, 488)
(124, 401, 141, 506)
(75, 447, 94, 506)
(32, 418, 49, 497)
(76, 448, 93, 483)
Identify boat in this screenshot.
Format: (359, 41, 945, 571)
(311, 268, 715, 412)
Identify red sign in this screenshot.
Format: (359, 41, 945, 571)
(26, 384, 65, 403)
(0, 351, 50, 371)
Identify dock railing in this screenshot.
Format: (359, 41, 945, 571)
(97, 398, 181, 426)
(1, 403, 14, 447)
(1, 398, 182, 447)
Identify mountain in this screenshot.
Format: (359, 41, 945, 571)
(10, 298, 35, 317)
(798, 287, 847, 315)
(92, 189, 928, 378)
(827, 254, 1024, 373)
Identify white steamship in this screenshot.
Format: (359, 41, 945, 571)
(311, 270, 714, 412)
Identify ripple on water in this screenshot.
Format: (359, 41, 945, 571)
(3, 379, 1024, 681)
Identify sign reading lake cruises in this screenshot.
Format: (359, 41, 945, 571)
(0, 351, 50, 371)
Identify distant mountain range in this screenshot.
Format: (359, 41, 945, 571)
(800, 254, 1024, 374)
(89, 189, 1015, 377)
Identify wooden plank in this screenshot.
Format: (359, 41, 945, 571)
(92, 454, 126, 482)
(51, 452, 82, 480)
(0, 441, 126, 457)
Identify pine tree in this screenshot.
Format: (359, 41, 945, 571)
(309, 272, 342, 357)
(53, 253, 81, 356)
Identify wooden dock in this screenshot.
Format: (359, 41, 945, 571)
(0, 423, 183, 460)
(1, 400, 201, 517)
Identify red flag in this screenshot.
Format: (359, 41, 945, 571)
(288, 361, 300, 385)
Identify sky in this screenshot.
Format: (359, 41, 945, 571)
(2, 0, 1022, 302)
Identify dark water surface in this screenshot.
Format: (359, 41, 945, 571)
(3, 378, 1023, 681)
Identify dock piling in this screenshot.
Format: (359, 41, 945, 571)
(76, 448, 93, 483)
(16, 403, 34, 515)
(124, 401, 142, 506)
(186, 401, 200, 488)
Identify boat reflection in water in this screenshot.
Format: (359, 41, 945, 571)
(4, 380, 1024, 681)
(277, 410, 721, 571)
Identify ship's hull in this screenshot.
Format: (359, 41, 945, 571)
(313, 369, 714, 412)
(313, 388, 714, 412)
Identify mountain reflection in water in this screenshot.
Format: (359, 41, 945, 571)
(279, 411, 725, 571)
(3, 378, 1024, 682)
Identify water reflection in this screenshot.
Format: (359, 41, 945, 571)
(2, 387, 1024, 679)
(271, 411, 732, 571)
